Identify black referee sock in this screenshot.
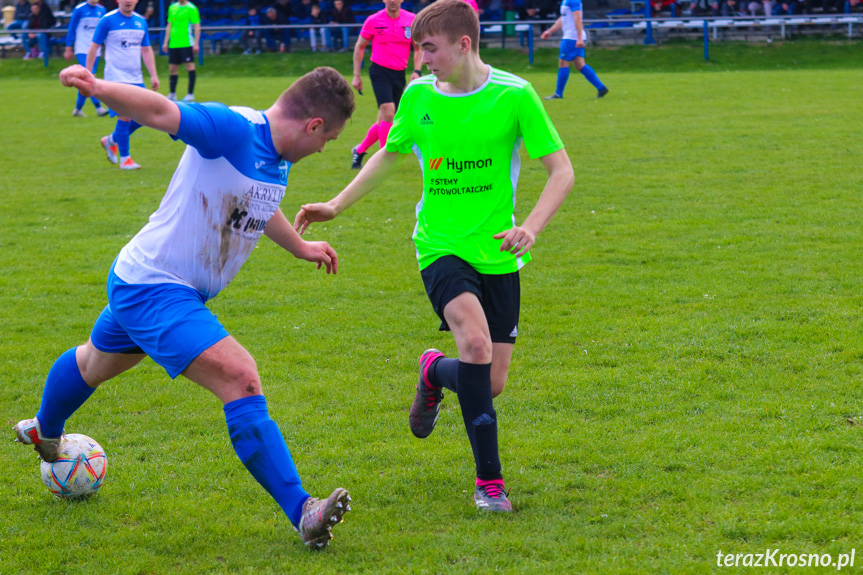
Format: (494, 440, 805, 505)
(456, 361, 503, 481)
(169, 74, 178, 94)
(430, 357, 459, 392)
(188, 70, 196, 95)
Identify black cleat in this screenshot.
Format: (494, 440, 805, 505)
(350, 146, 366, 170)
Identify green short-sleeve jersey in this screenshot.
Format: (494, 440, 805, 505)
(167, 1, 200, 48)
(385, 67, 564, 274)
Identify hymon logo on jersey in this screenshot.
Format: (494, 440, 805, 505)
(429, 157, 493, 173)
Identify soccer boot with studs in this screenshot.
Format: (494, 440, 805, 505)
(296, 487, 352, 549)
(13, 417, 62, 462)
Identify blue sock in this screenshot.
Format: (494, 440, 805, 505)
(224, 396, 310, 527)
(76, 92, 86, 110)
(35, 348, 95, 438)
(91, 97, 102, 108)
(580, 65, 606, 91)
(128, 120, 141, 136)
(113, 119, 131, 157)
(555, 66, 571, 97)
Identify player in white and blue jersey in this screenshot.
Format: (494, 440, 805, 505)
(87, 0, 159, 170)
(541, 0, 609, 99)
(63, 0, 108, 118)
(16, 64, 357, 550)
(65, 0, 108, 117)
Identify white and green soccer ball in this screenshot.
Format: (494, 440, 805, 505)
(40, 434, 107, 499)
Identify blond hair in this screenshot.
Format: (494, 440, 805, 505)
(412, 0, 480, 53)
(276, 67, 355, 130)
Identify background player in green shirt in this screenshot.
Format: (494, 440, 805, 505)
(294, 0, 573, 512)
(162, 0, 200, 102)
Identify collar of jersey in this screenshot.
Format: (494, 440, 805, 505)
(431, 66, 492, 98)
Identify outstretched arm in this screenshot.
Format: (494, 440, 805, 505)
(492, 148, 573, 258)
(59, 65, 180, 133)
(294, 148, 403, 234)
(265, 209, 338, 273)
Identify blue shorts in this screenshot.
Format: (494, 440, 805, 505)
(90, 267, 229, 378)
(559, 39, 586, 61)
(108, 83, 145, 117)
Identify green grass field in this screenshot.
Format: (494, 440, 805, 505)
(2, 42, 863, 573)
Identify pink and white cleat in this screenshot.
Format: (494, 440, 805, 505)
(100, 135, 118, 165)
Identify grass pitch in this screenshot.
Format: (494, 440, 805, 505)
(1, 42, 863, 574)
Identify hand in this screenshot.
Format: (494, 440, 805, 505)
(162, 41, 168, 52)
(294, 202, 337, 235)
(151, 76, 160, 91)
(351, 75, 363, 93)
(59, 64, 98, 98)
(192, 43, 199, 54)
(541, 30, 552, 40)
(297, 240, 339, 274)
(493, 226, 535, 259)
(64, 46, 73, 61)
(410, 71, 420, 82)
(576, 40, 584, 48)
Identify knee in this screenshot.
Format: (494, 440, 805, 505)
(75, 343, 103, 386)
(224, 362, 262, 397)
(380, 105, 396, 122)
(460, 333, 493, 364)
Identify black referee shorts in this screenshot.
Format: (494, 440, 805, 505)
(420, 255, 521, 344)
(368, 61, 407, 108)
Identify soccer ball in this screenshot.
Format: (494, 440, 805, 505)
(40, 434, 107, 499)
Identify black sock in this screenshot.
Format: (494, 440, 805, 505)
(456, 361, 502, 481)
(169, 74, 178, 93)
(188, 70, 196, 95)
(431, 357, 459, 392)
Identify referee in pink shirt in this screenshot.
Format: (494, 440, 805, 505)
(350, 0, 421, 169)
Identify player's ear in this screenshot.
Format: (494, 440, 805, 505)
(306, 117, 325, 135)
(460, 35, 471, 54)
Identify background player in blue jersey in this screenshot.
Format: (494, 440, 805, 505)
(541, 0, 608, 99)
(65, 0, 109, 117)
(87, 0, 159, 170)
(16, 64, 356, 550)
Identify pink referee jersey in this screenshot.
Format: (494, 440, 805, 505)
(360, 9, 416, 71)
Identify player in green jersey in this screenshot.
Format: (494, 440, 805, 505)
(162, 0, 200, 102)
(294, 0, 573, 512)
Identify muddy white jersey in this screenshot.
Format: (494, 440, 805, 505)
(114, 103, 290, 300)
